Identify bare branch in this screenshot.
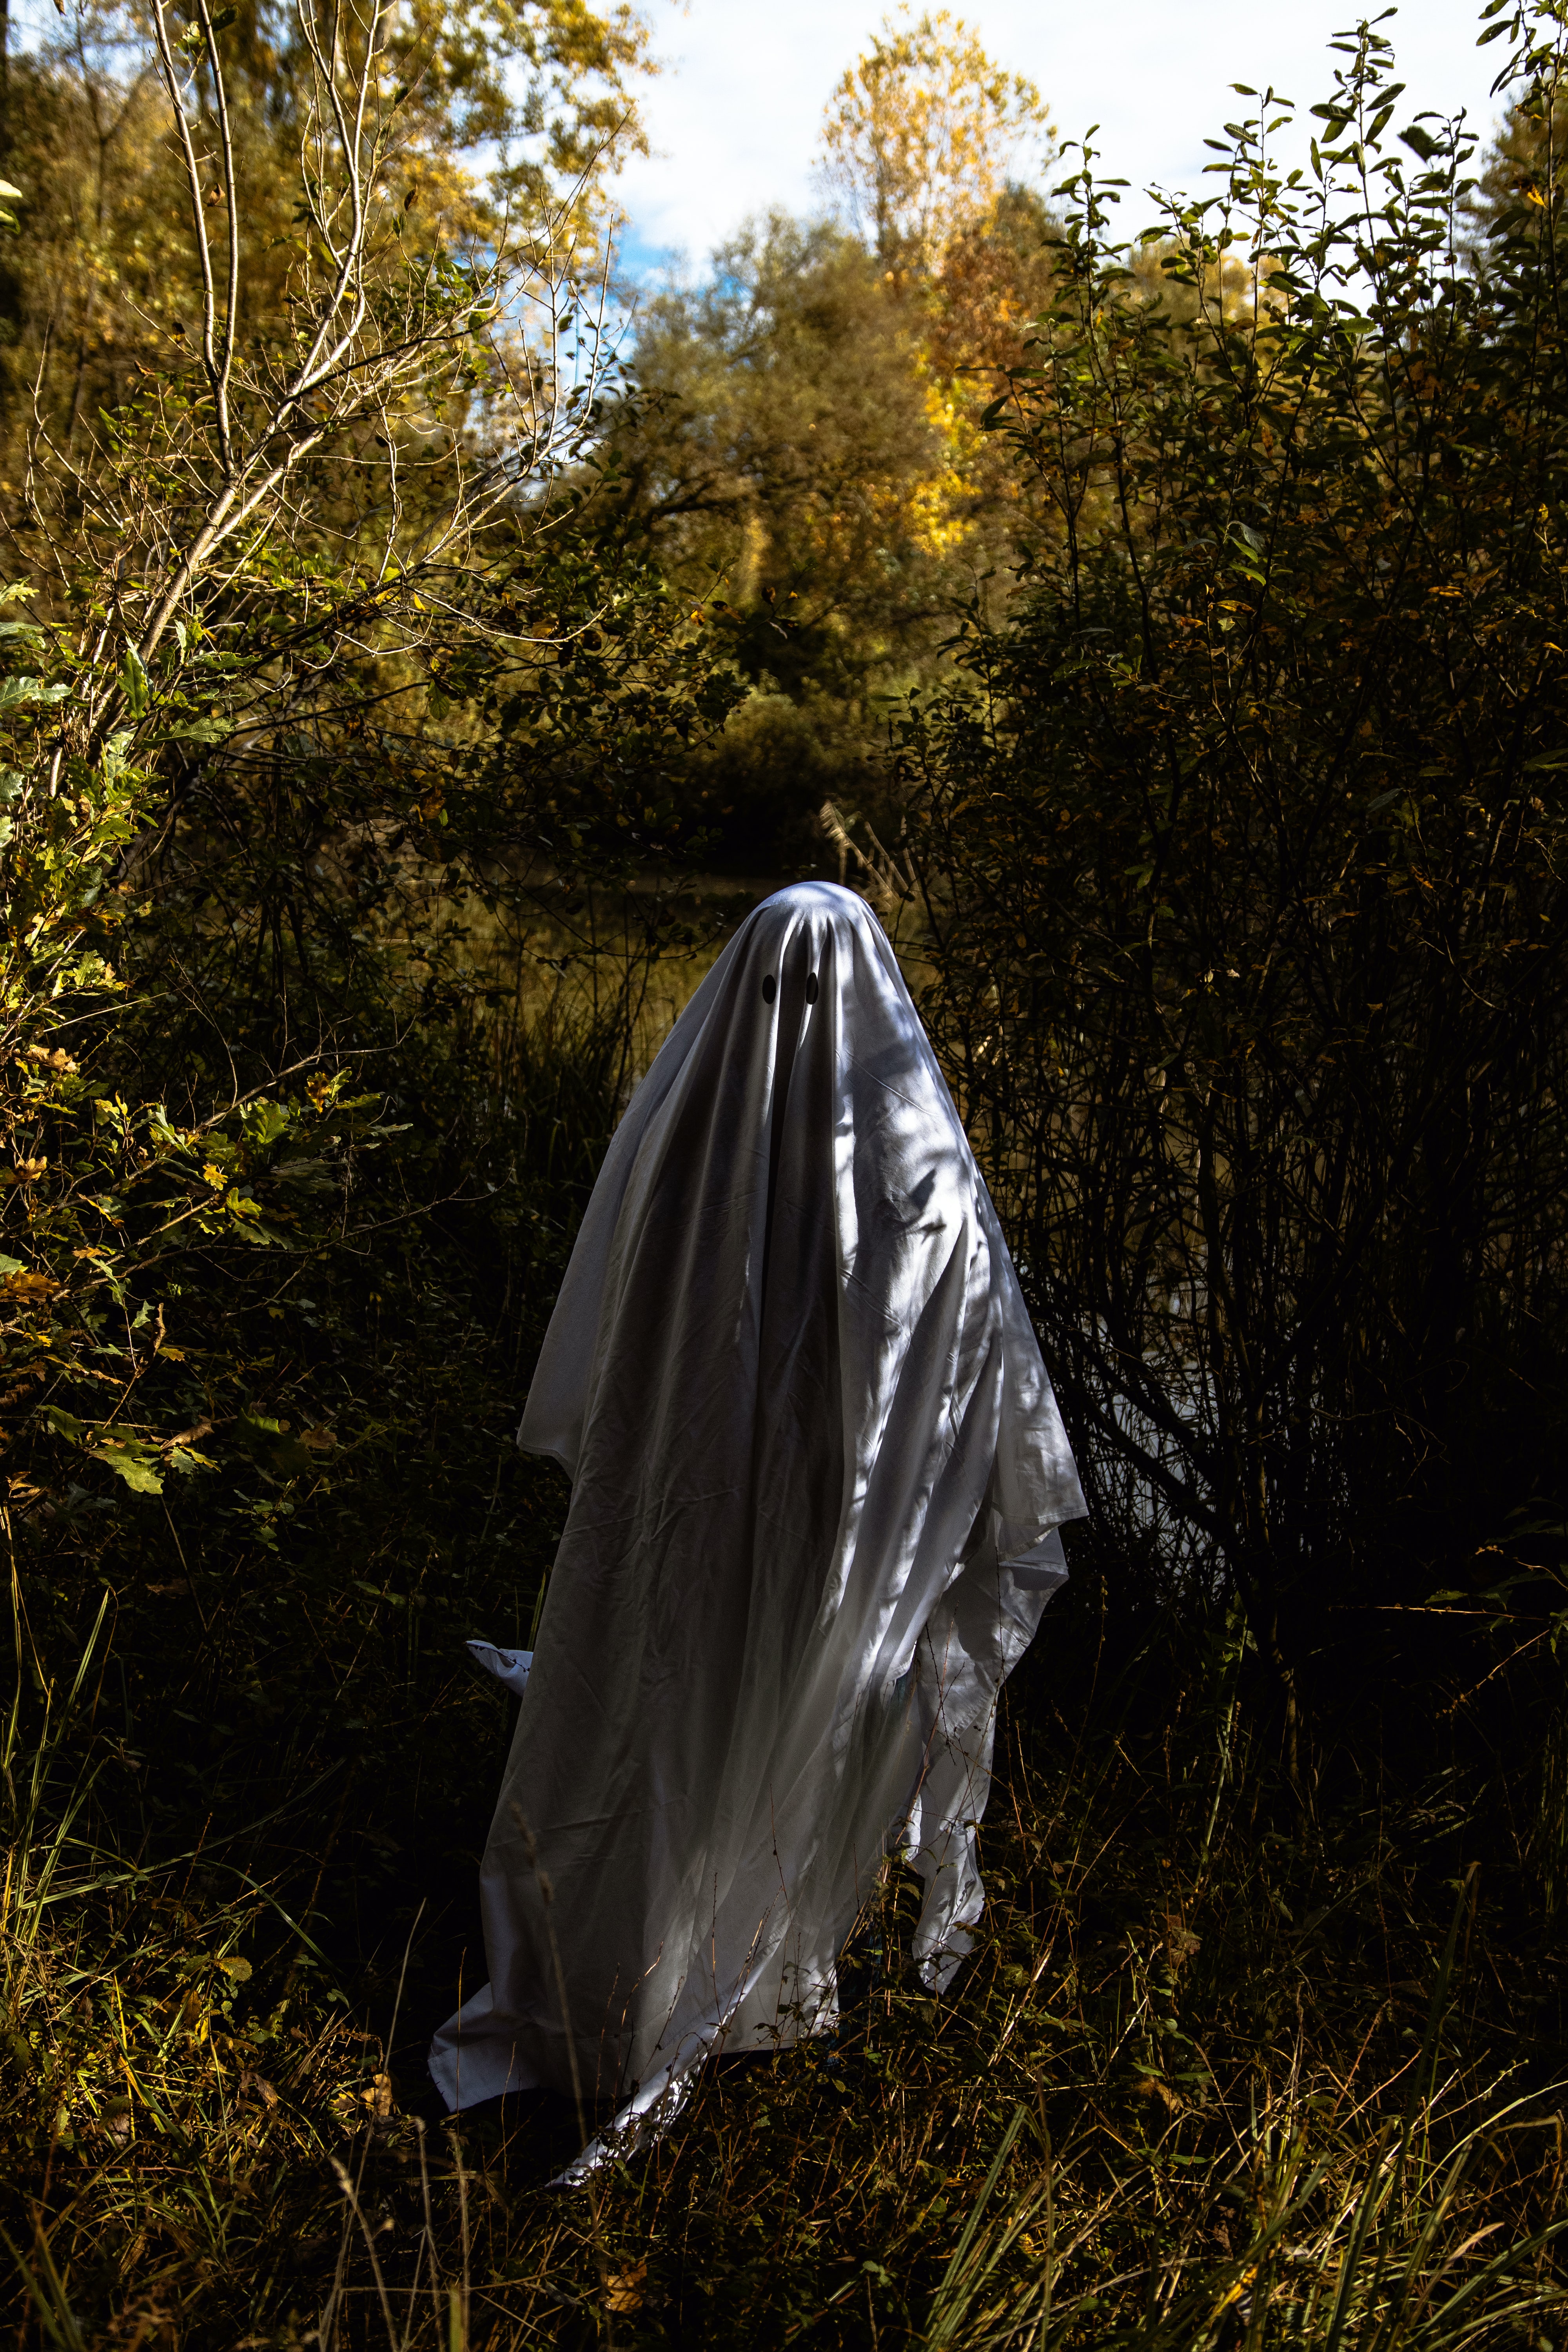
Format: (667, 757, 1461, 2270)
(194, 0, 241, 461)
(149, 0, 229, 477)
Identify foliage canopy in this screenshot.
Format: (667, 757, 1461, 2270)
(819, 4, 1053, 272)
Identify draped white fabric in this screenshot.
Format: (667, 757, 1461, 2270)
(428, 883, 1084, 2156)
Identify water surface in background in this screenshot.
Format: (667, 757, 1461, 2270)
(430, 867, 930, 1111)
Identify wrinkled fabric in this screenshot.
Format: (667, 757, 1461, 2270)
(428, 882, 1084, 2155)
(468, 1642, 534, 1696)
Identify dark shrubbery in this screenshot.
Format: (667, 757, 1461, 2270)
(901, 17, 1568, 1788)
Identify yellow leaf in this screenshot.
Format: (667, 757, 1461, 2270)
(605, 2261, 647, 2314)
(360, 2072, 394, 2119)
(3, 1269, 55, 1298)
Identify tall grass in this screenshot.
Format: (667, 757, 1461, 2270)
(6, 1460, 1567, 2347)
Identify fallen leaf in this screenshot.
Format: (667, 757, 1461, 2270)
(605, 2261, 647, 2314)
(1139, 2075, 1183, 2113)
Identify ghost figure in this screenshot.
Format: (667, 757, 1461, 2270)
(428, 882, 1084, 2171)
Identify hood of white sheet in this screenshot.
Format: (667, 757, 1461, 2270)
(519, 880, 1083, 1607)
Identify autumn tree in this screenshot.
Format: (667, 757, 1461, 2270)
(0, 0, 653, 475)
(601, 216, 1024, 861)
(611, 221, 972, 679)
(594, 13, 1066, 865)
(818, 5, 1053, 273)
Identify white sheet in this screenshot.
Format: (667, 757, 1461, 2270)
(428, 882, 1084, 2162)
(466, 1641, 534, 1696)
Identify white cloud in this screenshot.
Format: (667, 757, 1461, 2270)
(611, 0, 1511, 277)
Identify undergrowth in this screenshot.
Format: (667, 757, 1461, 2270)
(7, 1502, 1568, 2348)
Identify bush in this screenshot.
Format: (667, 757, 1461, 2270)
(901, 13, 1568, 1782)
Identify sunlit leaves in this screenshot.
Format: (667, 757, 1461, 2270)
(820, 6, 1054, 271)
(901, 3, 1568, 1663)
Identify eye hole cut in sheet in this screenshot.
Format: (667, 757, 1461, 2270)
(430, 882, 1085, 2176)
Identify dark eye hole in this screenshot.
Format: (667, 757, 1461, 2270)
(806, 974, 819, 1004)
(762, 975, 776, 1003)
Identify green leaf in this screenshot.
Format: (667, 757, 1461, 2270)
(96, 1443, 163, 1495)
(165, 718, 231, 745)
(166, 1445, 217, 1476)
(119, 645, 149, 719)
(0, 675, 69, 708)
(147, 1106, 194, 1154)
(235, 1414, 287, 1451)
(241, 1099, 293, 1152)
(236, 1217, 294, 1247)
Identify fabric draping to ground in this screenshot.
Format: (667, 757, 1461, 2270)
(429, 882, 1084, 2166)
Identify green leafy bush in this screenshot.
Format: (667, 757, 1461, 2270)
(902, 13, 1568, 1763)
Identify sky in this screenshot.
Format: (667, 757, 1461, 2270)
(610, 0, 1512, 281)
